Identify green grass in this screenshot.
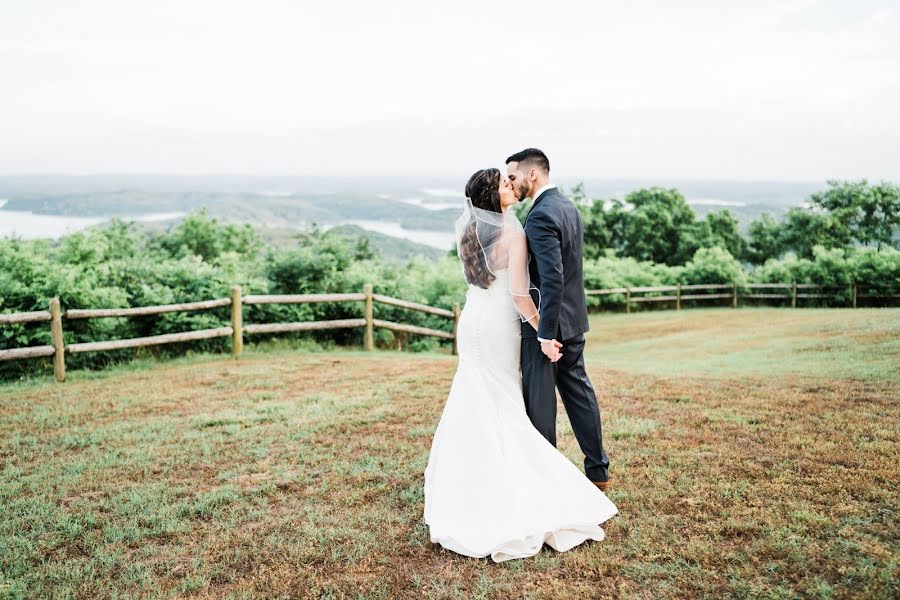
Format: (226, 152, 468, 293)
(0, 309, 898, 598)
(585, 308, 900, 380)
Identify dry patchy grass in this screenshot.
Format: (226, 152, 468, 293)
(0, 309, 898, 598)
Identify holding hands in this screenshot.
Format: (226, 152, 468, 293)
(539, 339, 563, 363)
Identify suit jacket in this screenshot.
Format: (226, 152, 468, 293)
(522, 187, 590, 341)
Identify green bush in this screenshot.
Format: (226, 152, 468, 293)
(749, 246, 899, 305)
(680, 247, 746, 286)
(849, 247, 900, 297)
(582, 252, 681, 308)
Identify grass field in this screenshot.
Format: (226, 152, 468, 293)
(1, 308, 898, 599)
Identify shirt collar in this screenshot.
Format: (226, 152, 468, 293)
(532, 183, 557, 202)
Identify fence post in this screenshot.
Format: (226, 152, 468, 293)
(791, 282, 797, 308)
(852, 284, 857, 308)
(363, 284, 374, 351)
(676, 284, 681, 310)
(50, 298, 65, 383)
(732, 283, 738, 308)
(452, 303, 461, 356)
(626, 288, 631, 314)
(231, 286, 243, 358)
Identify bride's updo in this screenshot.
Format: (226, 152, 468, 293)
(460, 168, 502, 289)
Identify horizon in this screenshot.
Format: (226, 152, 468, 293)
(1, 173, 896, 184)
(0, 174, 889, 210)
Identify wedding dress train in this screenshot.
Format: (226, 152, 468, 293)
(424, 270, 618, 562)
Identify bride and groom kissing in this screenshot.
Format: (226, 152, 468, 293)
(424, 149, 617, 562)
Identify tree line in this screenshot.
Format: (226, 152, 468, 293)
(552, 179, 899, 266)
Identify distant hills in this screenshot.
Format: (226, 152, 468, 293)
(0, 188, 459, 232)
(237, 223, 447, 263)
(1, 174, 871, 245)
(322, 224, 446, 263)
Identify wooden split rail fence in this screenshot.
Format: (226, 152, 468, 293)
(0, 284, 461, 383)
(585, 283, 894, 313)
(2, 282, 894, 383)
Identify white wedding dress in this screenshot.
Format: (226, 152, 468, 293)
(423, 265, 619, 562)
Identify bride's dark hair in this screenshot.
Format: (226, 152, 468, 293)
(460, 168, 502, 289)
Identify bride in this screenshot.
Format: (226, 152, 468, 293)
(423, 168, 618, 562)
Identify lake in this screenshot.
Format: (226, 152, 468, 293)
(331, 220, 456, 250)
(0, 201, 184, 239)
(0, 200, 456, 250)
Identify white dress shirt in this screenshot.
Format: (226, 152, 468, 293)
(530, 183, 557, 343)
(531, 183, 556, 202)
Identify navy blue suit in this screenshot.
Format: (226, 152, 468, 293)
(521, 187, 610, 482)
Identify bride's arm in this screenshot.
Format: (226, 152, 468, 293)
(507, 230, 540, 332)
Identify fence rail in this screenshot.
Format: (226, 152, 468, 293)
(64, 299, 233, 319)
(242, 293, 367, 305)
(1, 281, 896, 382)
(371, 294, 456, 318)
(243, 319, 367, 335)
(0, 284, 460, 382)
(0, 311, 51, 325)
(372, 319, 456, 340)
(585, 282, 895, 312)
(0, 345, 55, 361)
(66, 327, 234, 354)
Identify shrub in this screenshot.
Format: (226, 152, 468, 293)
(748, 246, 899, 305)
(582, 252, 681, 309)
(680, 247, 746, 286)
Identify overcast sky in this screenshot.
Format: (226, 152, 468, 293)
(1, 0, 898, 179)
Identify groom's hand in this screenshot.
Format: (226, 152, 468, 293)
(539, 339, 563, 363)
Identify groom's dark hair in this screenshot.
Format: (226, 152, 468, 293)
(505, 148, 550, 174)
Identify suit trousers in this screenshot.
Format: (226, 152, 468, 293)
(520, 334, 610, 482)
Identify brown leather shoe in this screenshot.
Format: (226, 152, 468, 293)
(593, 480, 611, 493)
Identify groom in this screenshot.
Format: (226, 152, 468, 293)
(506, 149, 611, 491)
